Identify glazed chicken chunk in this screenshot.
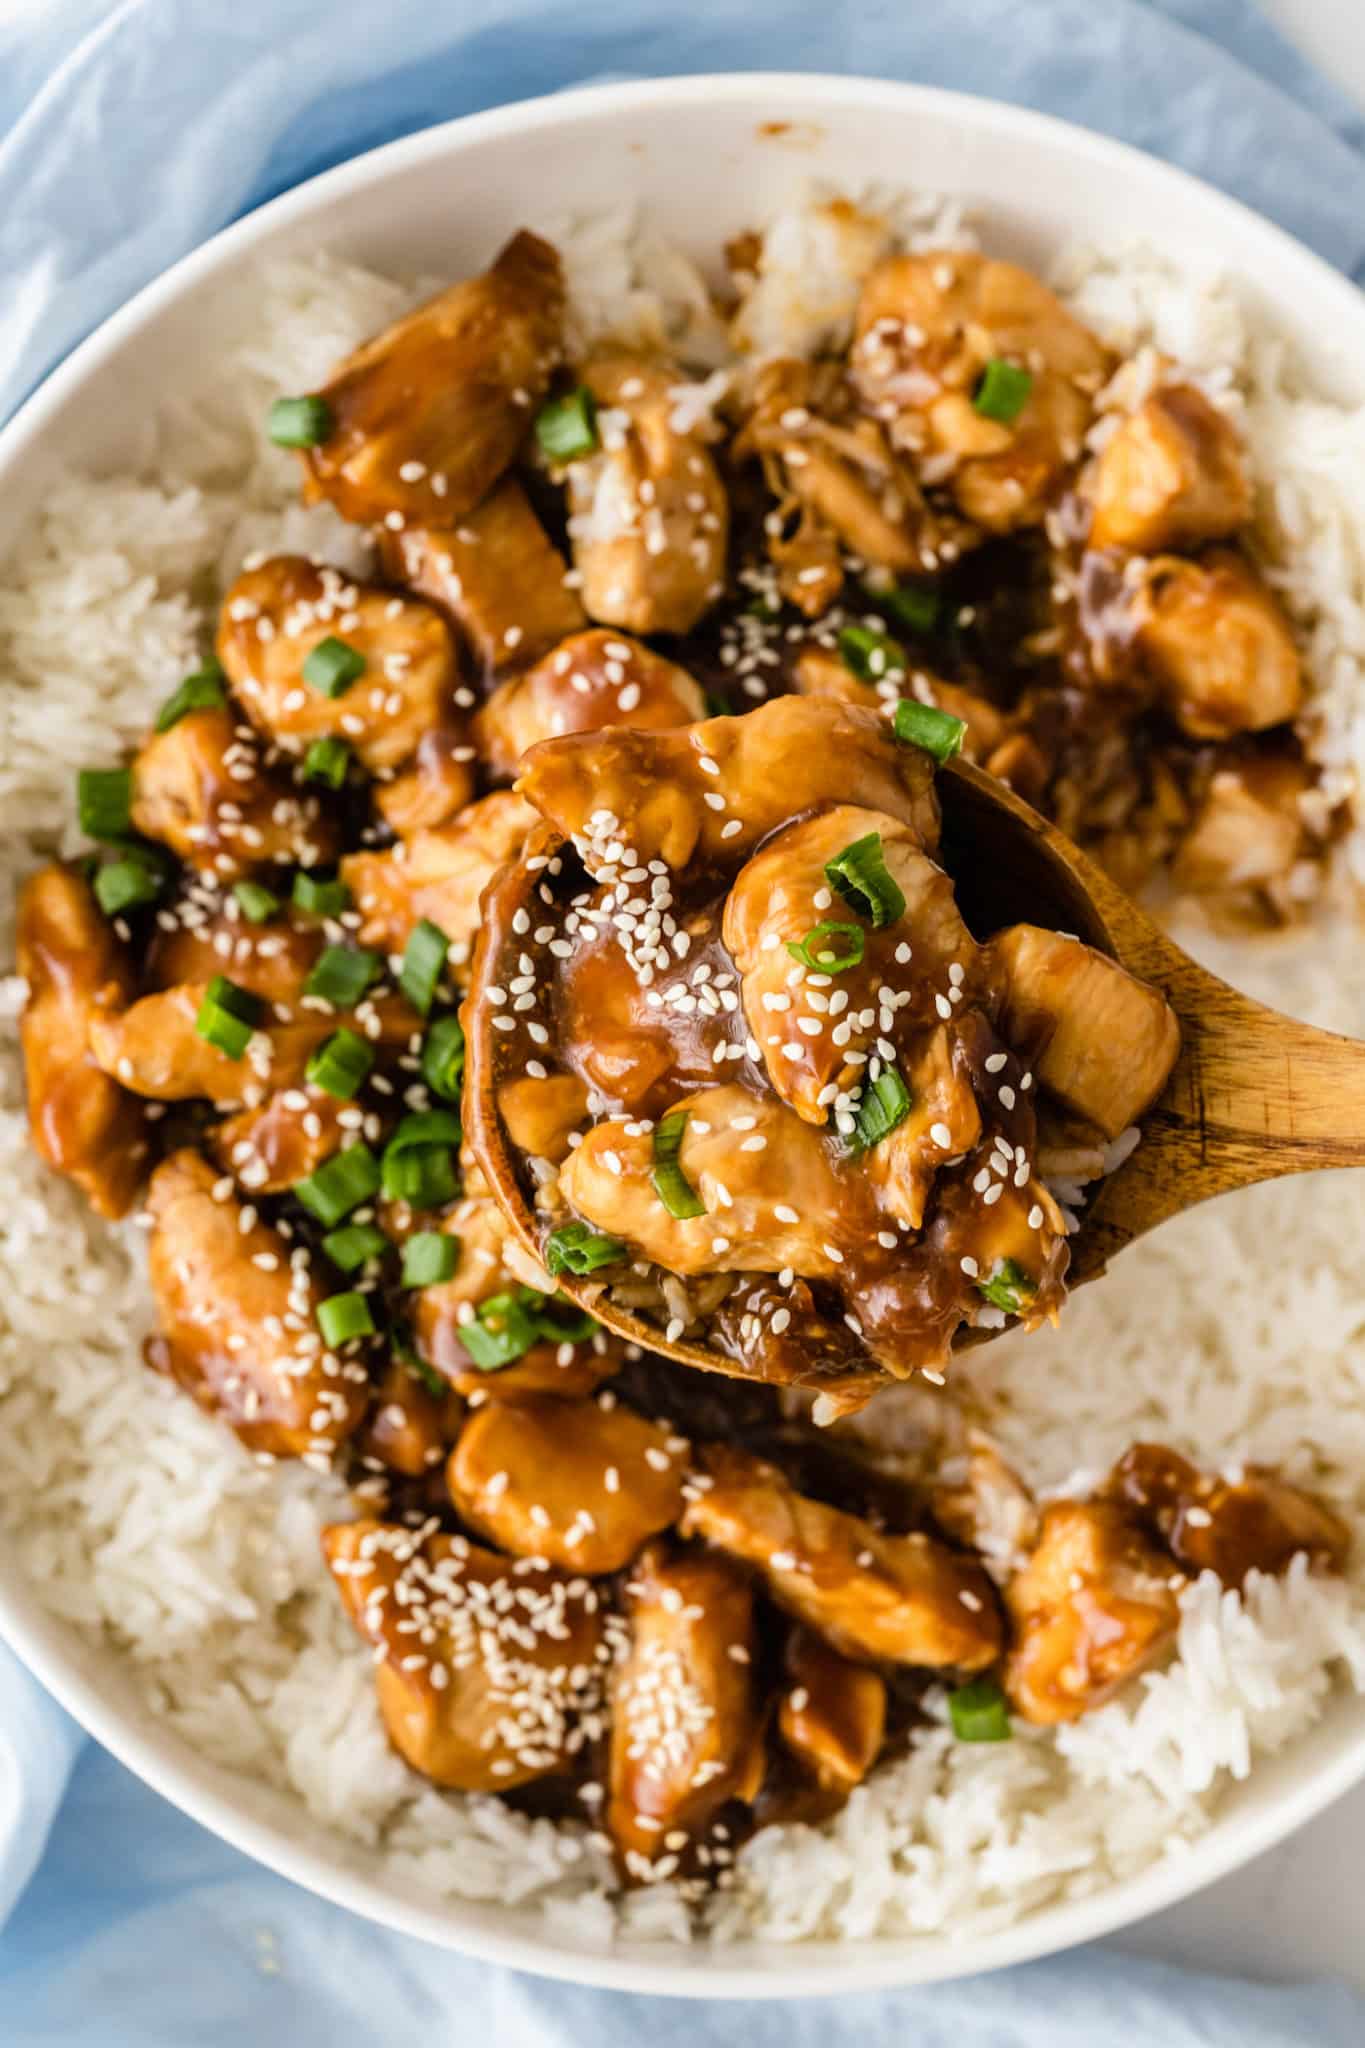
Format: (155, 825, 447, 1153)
(990, 923, 1181, 1140)
(723, 804, 979, 1124)
(776, 1627, 887, 1804)
(1087, 383, 1251, 554)
(216, 555, 463, 774)
(475, 629, 704, 780)
(1109, 1443, 1350, 1587)
(357, 1357, 462, 1479)
(209, 1084, 354, 1194)
(566, 351, 729, 636)
(853, 249, 1109, 531)
(322, 1520, 611, 1791)
(1004, 1499, 1183, 1724)
(607, 1541, 764, 1871)
(383, 478, 586, 680)
(17, 864, 148, 1218)
(300, 230, 563, 529)
(146, 1148, 367, 1457)
(1172, 756, 1316, 901)
(342, 790, 536, 967)
(517, 693, 940, 872)
(449, 1393, 687, 1574)
(682, 1447, 1001, 1670)
(130, 707, 337, 878)
(1133, 548, 1303, 740)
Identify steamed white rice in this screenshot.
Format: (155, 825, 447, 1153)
(4, 197, 1365, 1950)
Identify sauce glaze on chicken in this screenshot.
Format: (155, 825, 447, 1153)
(12, 217, 1345, 1895)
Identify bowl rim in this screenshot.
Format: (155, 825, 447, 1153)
(3, 67, 1365, 1998)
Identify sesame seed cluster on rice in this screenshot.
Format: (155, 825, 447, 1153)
(2, 196, 1365, 1949)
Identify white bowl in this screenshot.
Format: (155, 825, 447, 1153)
(4, 71, 1365, 1998)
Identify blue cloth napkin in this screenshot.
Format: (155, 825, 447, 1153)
(3, 2, 1365, 2039)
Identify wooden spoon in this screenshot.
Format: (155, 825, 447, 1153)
(937, 755, 1365, 1286)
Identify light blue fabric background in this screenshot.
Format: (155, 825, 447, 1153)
(3, 2, 1365, 2039)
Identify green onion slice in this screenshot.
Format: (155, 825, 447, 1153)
(302, 636, 366, 699)
(824, 832, 906, 930)
(304, 944, 380, 1008)
(194, 975, 263, 1060)
(420, 1015, 466, 1103)
(232, 879, 281, 925)
(385, 1109, 462, 1156)
(381, 1144, 458, 1209)
(302, 737, 351, 789)
(651, 1112, 706, 1220)
(321, 1222, 390, 1272)
(976, 1258, 1037, 1316)
(292, 871, 350, 918)
(973, 359, 1033, 425)
(268, 395, 334, 448)
(155, 661, 226, 733)
(534, 386, 598, 463)
(948, 1678, 1012, 1742)
(401, 1231, 459, 1289)
(850, 1067, 912, 1153)
(293, 1143, 382, 1227)
(837, 624, 907, 685)
(77, 767, 132, 842)
(317, 1291, 376, 1347)
(400, 918, 448, 1016)
(305, 1026, 375, 1100)
(405, 1349, 450, 1400)
(544, 1221, 626, 1278)
(530, 1293, 599, 1344)
(872, 581, 940, 635)
(893, 698, 967, 764)
(786, 921, 865, 976)
(94, 848, 166, 918)
(459, 1290, 542, 1371)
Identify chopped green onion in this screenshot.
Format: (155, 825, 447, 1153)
(651, 1112, 706, 1220)
(293, 1143, 382, 1226)
(155, 662, 226, 733)
(400, 918, 448, 1015)
(530, 1293, 599, 1344)
(401, 1231, 459, 1288)
(304, 944, 380, 1008)
(321, 1222, 390, 1272)
(850, 1067, 912, 1153)
(824, 832, 906, 929)
(837, 624, 907, 685)
(872, 581, 940, 635)
(233, 879, 281, 925)
(534, 386, 598, 463)
(977, 1258, 1037, 1316)
(973, 358, 1033, 425)
(703, 689, 731, 719)
(420, 1015, 466, 1102)
(292, 871, 350, 917)
(544, 1221, 626, 1278)
(268, 395, 334, 448)
(893, 698, 967, 764)
(405, 1350, 450, 1400)
(302, 737, 351, 788)
(194, 975, 263, 1060)
(948, 1678, 1012, 1742)
(94, 848, 166, 917)
(317, 1291, 376, 1347)
(459, 1290, 542, 1371)
(786, 921, 865, 976)
(305, 1026, 375, 1100)
(381, 1144, 458, 1209)
(77, 767, 132, 842)
(302, 636, 366, 698)
(385, 1109, 462, 1156)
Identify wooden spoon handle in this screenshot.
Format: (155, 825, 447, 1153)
(1076, 965, 1365, 1276)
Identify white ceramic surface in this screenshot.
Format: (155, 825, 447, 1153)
(3, 72, 1365, 1998)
